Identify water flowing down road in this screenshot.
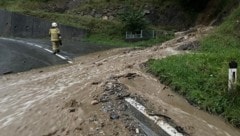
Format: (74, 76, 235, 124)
(0, 27, 240, 136)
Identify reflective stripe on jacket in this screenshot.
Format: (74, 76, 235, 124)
(49, 28, 60, 42)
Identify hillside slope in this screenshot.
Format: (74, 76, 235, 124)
(0, 0, 238, 30)
(148, 6, 240, 127)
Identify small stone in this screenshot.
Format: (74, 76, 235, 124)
(110, 112, 119, 120)
(91, 100, 99, 105)
(136, 128, 139, 134)
(92, 81, 101, 85)
(75, 127, 82, 131)
(69, 108, 76, 112)
(100, 122, 105, 128)
(97, 63, 103, 66)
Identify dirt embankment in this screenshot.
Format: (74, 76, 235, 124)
(1, 26, 240, 136)
(196, 0, 239, 25)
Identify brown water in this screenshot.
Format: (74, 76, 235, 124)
(120, 73, 240, 136)
(1, 26, 239, 136)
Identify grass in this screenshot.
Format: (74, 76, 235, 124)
(147, 6, 240, 127)
(0, 0, 187, 48)
(0, 5, 174, 47)
(22, 10, 118, 28)
(19, 10, 173, 47)
(84, 32, 174, 47)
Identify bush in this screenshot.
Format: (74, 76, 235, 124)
(119, 5, 148, 32)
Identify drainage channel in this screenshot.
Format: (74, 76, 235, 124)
(125, 98, 185, 136)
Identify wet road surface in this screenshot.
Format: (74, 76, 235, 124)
(0, 37, 110, 75)
(0, 38, 65, 74)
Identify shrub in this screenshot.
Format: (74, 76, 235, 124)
(119, 5, 148, 32)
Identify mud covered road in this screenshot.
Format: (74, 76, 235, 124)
(0, 27, 240, 136)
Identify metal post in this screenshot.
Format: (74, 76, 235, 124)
(228, 60, 238, 92)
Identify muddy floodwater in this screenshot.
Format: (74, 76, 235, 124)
(0, 27, 240, 136)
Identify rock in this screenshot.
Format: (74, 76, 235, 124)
(117, 103, 128, 111)
(177, 41, 200, 51)
(97, 63, 103, 66)
(125, 64, 133, 69)
(91, 100, 99, 105)
(124, 73, 139, 79)
(92, 81, 101, 85)
(175, 126, 188, 135)
(75, 127, 82, 131)
(136, 128, 139, 134)
(99, 131, 105, 135)
(100, 122, 105, 128)
(143, 9, 150, 15)
(89, 115, 98, 122)
(110, 112, 119, 120)
(116, 91, 130, 99)
(65, 99, 79, 108)
(102, 16, 108, 20)
(99, 94, 110, 103)
(69, 108, 76, 112)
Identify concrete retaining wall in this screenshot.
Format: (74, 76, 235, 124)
(0, 9, 86, 39)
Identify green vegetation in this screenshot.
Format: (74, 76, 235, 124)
(85, 33, 173, 47)
(147, 7, 240, 127)
(4, 0, 234, 47)
(21, 10, 173, 47)
(0, 0, 175, 47)
(120, 6, 148, 32)
(0, 0, 50, 11)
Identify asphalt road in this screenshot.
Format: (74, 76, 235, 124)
(0, 37, 110, 75)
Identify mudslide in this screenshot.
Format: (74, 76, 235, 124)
(0, 26, 239, 136)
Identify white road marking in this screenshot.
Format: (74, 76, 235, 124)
(56, 54, 67, 60)
(0, 37, 73, 64)
(67, 61, 73, 64)
(44, 48, 53, 53)
(125, 98, 184, 136)
(33, 44, 42, 48)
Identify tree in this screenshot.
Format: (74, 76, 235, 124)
(120, 6, 148, 32)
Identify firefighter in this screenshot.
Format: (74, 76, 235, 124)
(49, 22, 62, 54)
